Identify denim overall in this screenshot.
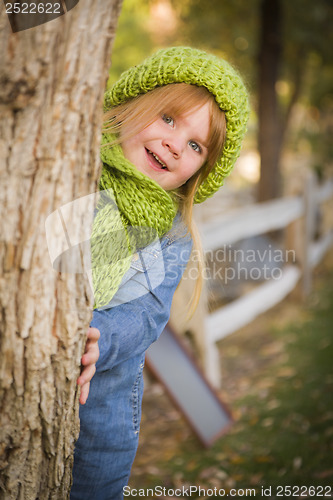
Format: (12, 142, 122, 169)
(71, 214, 192, 499)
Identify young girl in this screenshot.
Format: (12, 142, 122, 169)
(71, 46, 249, 500)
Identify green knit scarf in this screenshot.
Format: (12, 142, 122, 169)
(91, 133, 177, 309)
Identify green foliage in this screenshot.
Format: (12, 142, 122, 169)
(283, 0, 332, 65)
(169, 0, 260, 87)
(281, 0, 333, 105)
(108, 0, 155, 87)
(166, 0, 333, 177)
(280, 0, 333, 167)
(110, 0, 332, 169)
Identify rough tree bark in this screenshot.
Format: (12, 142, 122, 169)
(0, 0, 122, 498)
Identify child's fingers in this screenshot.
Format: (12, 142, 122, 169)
(86, 327, 100, 343)
(77, 363, 96, 387)
(82, 327, 100, 364)
(79, 382, 90, 405)
(77, 327, 100, 405)
(81, 343, 99, 366)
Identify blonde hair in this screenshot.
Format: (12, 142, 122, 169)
(103, 83, 226, 314)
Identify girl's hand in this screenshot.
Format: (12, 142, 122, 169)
(77, 327, 100, 405)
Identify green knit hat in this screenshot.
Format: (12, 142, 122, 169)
(104, 46, 250, 204)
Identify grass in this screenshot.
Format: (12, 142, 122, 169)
(129, 256, 333, 498)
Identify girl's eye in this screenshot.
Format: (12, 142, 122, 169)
(162, 114, 174, 127)
(189, 140, 202, 153)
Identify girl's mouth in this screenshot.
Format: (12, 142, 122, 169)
(145, 148, 168, 170)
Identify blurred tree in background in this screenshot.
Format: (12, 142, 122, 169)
(109, 0, 332, 200)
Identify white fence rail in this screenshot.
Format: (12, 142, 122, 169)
(198, 174, 333, 387)
(201, 197, 303, 249)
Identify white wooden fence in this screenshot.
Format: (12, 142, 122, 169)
(198, 173, 333, 387)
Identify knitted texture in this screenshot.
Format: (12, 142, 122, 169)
(91, 134, 177, 308)
(104, 46, 250, 203)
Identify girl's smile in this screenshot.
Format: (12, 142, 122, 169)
(120, 102, 211, 191)
(145, 148, 168, 171)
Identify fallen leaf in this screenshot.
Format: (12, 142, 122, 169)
(250, 473, 263, 485)
(261, 417, 274, 427)
(255, 456, 274, 463)
(230, 455, 246, 464)
(277, 366, 297, 378)
(313, 469, 333, 479)
(293, 456, 302, 470)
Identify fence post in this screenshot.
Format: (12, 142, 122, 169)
(204, 334, 222, 388)
(302, 171, 317, 297)
(285, 214, 303, 300)
(169, 255, 208, 368)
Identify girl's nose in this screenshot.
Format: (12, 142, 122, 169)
(162, 137, 183, 158)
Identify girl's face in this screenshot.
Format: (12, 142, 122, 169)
(120, 102, 211, 191)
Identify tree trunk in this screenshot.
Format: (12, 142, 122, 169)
(0, 1, 122, 498)
(257, 0, 283, 202)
